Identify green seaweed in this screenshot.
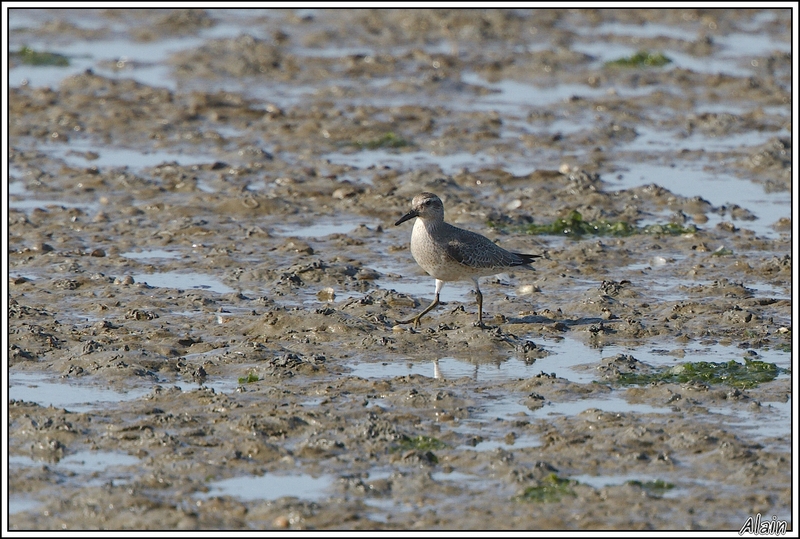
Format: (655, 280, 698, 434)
(606, 50, 672, 68)
(711, 246, 734, 256)
(491, 210, 696, 238)
(514, 473, 577, 503)
(775, 329, 791, 353)
(394, 434, 448, 452)
(354, 132, 411, 149)
(627, 479, 675, 496)
(14, 45, 70, 67)
(237, 371, 259, 384)
(617, 358, 780, 389)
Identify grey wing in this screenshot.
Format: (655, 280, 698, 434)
(445, 229, 527, 269)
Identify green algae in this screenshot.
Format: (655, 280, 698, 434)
(514, 473, 578, 503)
(616, 358, 781, 389)
(14, 46, 70, 67)
(490, 210, 697, 237)
(606, 50, 672, 68)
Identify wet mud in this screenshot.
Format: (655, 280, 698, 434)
(7, 8, 793, 531)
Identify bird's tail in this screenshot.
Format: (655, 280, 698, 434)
(514, 252, 546, 265)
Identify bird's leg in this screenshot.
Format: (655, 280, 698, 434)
(398, 294, 439, 327)
(397, 279, 444, 327)
(477, 289, 484, 328)
(473, 278, 486, 329)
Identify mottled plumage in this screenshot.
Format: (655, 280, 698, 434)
(395, 192, 540, 327)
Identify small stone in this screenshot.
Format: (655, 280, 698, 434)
(332, 187, 357, 199)
(317, 287, 336, 301)
(356, 269, 379, 280)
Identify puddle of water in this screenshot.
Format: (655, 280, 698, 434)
(706, 397, 792, 451)
(457, 432, 542, 452)
(176, 376, 244, 396)
(475, 392, 669, 423)
(571, 40, 749, 78)
(588, 21, 699, 42)
(9, 450, 140, 514)
(8, 497, 42, 516)
(197, 472, 333, 502)
(523, 337, 604, 384)
(9, 273, 38, 283)
(626, 123, 783, 154)
(578, 20, 789, 76)
(8, 197, 101, 214)
(9, 181, 27, 196)
(8, 10, 290, 91)
(609, 162, 790, 238)
(59, 450, 139, 474)
(196, 180, 218, 193)
(618, 258, 790, 303)
(11, 450, 138, 476)
(272, 220, 373, 239)
(716, 30, 792, 57)
(463, 72, 601, 111)
(348, 357, 540, 383)
(46, 140, 211, 171)
(570, 472, 684, 499)
(9, 14, 209, 90)
(9, 371, 152, 413)
(534, 336, 791, 384)
(305, 289, 365, 307)
(747, 281, 791, 299)
(526, 336, 791, 447)
(120, 249, 182, 260)
(349, 334, 788, 390)
(245, 179, 269, 192)
(11, 362, 328, 427)
(543, 396, 668, 417)
(431, 470, 484, 483)
(132, 271, 235, 294)
(293, 45, 377, 59)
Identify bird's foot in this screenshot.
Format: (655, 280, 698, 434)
(396, 317, 422, 328)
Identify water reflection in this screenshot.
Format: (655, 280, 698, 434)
(349, 355, 540, 382)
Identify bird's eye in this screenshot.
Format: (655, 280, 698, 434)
(424, 200, 432, 206)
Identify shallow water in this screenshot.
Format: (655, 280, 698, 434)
(197, 472, 335, 503)
(273, 219, 377, 239)
(9, 451, 140, 515)
(7, 8, 793, 532)
(9, 372, 153, 413)
(610, 161, 790, 238)
(131, 271, 235, 294)
(121, 249, 183, 260)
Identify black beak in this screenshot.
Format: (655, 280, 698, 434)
(395, 210, 418, 226)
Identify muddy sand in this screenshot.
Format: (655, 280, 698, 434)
(6, 8, 794, 531)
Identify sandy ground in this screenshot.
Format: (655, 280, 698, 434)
(6, 8, 794, 531)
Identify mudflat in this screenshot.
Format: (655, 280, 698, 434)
(7, 8, 792, 531)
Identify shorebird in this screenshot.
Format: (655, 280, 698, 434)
(394, 192, 540, 328)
